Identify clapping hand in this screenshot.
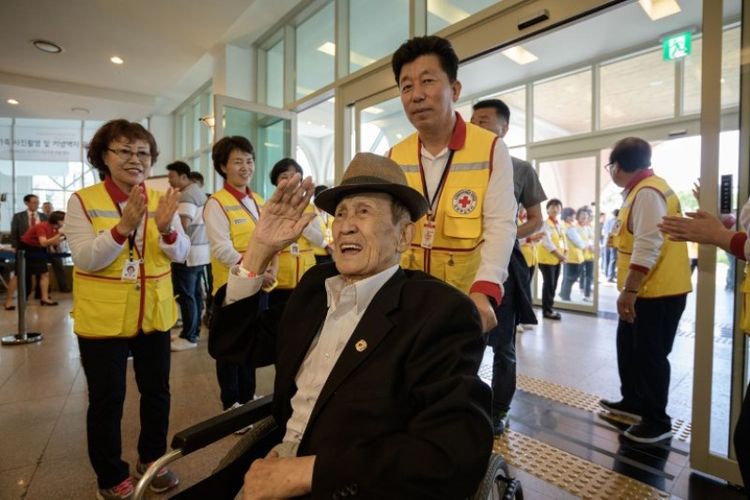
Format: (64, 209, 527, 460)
(116, 186, 147, 236)
(155, 188, 180, 233)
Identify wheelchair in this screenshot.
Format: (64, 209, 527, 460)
(134, 395, 523, 500)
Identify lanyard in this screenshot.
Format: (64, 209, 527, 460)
(418, 142, 455, 221)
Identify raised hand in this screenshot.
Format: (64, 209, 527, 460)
(115, 185, 147, 236)
(155, 187, 180, 233)
(659, 210, 728, 245)
(242, 174, 316, 274)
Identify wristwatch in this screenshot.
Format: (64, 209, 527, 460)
(159, 225, 175, 235)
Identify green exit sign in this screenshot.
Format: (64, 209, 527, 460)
(663, 32, 692, 61)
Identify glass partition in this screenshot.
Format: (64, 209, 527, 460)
(349, 0, 408, 73)
(296, 2, 335, 99)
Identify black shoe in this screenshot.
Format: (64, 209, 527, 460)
(543, 311, 561, 320)
(599, 399, 642, 421)
(492, 412, 509, 436)
(624, 422, 672, 443)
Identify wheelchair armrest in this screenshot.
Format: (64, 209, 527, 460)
(171, 394, 274, 455)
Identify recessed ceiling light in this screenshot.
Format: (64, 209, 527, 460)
(110, 56, 124, 65)
(71, 107, 90, 115)
(32, 39, 63, 54)
(638, 0, 681, 21)
(364, 107, 384, 115)
(501, 46, 538, 65)
(7, 99, 19, 105)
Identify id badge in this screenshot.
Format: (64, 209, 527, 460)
(121, 259, 139, 282)
(420, 221, 436, 249)
(290, 242, 300, 257)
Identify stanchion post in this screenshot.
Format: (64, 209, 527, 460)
(2, 249, 43, 345)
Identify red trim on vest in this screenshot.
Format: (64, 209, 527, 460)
(488, 136, 498, 174)
(730, 232, 748, 261)
(224, 183, 252, 203)
(448, 112, 467, 150)
(104, 175, 134, 203)
(629, 264, 650, 274)
(623, 169, 655, 193)
(110, 227, 127, 245)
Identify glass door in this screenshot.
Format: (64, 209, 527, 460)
(531, 152, 601, 314)
(353, 89, 411, 156)
(214, 95, 296, 200)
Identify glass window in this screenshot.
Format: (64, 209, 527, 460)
(684, 27, 741, 115)
(0, 118, 12, 232)
(533, 70, 592, 142)
(297, 98, 335, 186)
(600, 49, 675, 129)
(349, 0, 408, 73)
(192, 101, 201, 152)
(427, 0, 497, 34)
(477, 86, 526, 147)
(266, 39, 284, 108)
(296, 2, 335, 100)
(359, 97, 412, 156)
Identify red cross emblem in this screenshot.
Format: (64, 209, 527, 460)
(458, 195, 472, 208)
(452, 189, 477, 215)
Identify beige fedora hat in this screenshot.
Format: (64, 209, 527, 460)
(314, 152, 428, 222)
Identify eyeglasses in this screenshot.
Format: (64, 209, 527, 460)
(604, 161, 615, 172)
(108, 148, 151, 162)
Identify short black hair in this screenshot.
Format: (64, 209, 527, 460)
(270, 158, 303, 186)
(212, 136, 255, 179)
(576, 206, 592, 220)
(392, 36, 459, 85)
(166, 161, 191, 177)
(472, 99, 510, 124)
(23, 194, 38, 203)
(546, 198, 562, 209)
(48, 211, 65, 225)
(86, 119, 159, 176)
(189, 171, 204, 185)
(610, 137, 651, 172)
(562, 207, 576, 220)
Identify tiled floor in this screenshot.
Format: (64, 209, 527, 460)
(0, 291, 744, 499)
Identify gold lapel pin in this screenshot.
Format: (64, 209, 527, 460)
(355, 339, 367, 352)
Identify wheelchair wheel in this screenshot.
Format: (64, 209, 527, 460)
(472, 453, 523, 500)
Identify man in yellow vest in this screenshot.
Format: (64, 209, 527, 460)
(660, 198, 749, 491)
(389, 36, 517, 333)
(599, 137, 691, 444)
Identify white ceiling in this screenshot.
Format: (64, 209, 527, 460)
(0, 0, 299, 120)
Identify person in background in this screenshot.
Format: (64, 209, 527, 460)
(537, 199, 566, 320)
(40, 201, 71, 293)
(599, 137, 691, 444)
(19, 210, 66, 306)
(267, 158, 325, 308)
(577, 206, 595, 302)
(602, 209, 620, 282)
(4, 194, 47, 310)
(518, 206, 543, 329)
(659, 200, 750, 492)
(42, 201, 53, 218)
(167, 161, 210, 351)
(559, 207, 582, 302)
(188, 171, 204, 188)
(204, 136, 276, 414)
(187, 170, 214, 320)
(312, 185, 335, 265)
(66, 119, 187, 499)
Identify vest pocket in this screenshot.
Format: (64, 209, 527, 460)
(150, 280, 178, 332)
(73, 283, 129, 336)
(443, 211, 482, 239)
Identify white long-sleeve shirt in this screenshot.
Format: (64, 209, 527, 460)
(203, 194, 261, 267)
(624, 188, 667, 271)
(66, 191, 189, 272)
(225, 262, 399, 448)
(419, 134, 517, 288)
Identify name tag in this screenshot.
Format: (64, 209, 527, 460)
(421, 221, 436, 249)
(121, 259, 139, 282)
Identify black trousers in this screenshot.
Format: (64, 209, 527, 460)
(538, 263, 560, 314)
(560, 263, 581, 301)
(49, 255, 70, 292)
(734, 382, 750, 490)
(616, 294, 686, 428)
(489, 273, 517, 415)
(78, 331, 171, 489)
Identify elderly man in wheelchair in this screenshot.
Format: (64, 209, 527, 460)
(136, 153, 521, 499)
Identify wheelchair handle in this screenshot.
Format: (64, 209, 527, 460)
(133, 448, 183, 500)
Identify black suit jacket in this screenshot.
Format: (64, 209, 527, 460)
(10, 210, 47, 248)
(210, 263, 493, 500)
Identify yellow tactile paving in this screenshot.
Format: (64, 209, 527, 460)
(516, 374, 692, 443)
(496, 430, 673, 499)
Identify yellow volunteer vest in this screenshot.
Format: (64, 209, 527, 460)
(208, 188, 265, 294)
(580, 225, 595, 261)
(612, 174, 692, 298)
(312, 208, 331, 257)
(72, 183, 177, 338)
(520, 239, 537, 267)
(564, 222, 584, 264)
(537, 219, 566, 265)
(389, 123, 495, 293)
(277, 204, 317, 289)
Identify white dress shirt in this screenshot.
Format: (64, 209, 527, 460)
(66, 193, 189, 272)
(624, 188, 667, 270)
(225, 263, 400, 448)
(420, 138, 517, 286)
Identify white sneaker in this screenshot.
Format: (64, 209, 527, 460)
(516, 325, 525, 334)
(170, 337, 197, 352)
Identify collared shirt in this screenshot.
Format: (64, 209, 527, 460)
(66, 178, 189, 272)
(419, 113, 517, 297)
(541, 217, 562, 252)
(178, 182, 210, 266)
(204, 183, 261, 267)
(621, 169, 666, 272)
(28, 211, 40, 226)
(225, 263, 400, 447)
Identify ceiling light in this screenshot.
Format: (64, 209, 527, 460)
(71, 107, 90, 115)
(7, 99, 19, 105)
(198, 115, 215, 127)
(427, 2, 469, 24)
(649, 80, 664, 87)
(721, 78, 726, 84)
(110, 56, 124, 65)
(364, 107, 384, 115)
(317, 42, 375, 67)
(396, 133, 403, 139)
(32, 39, 63, 54)
(317, 42, 336, 57)
(326, 97, 335, 104)
(501, 46, 538, 65)
(638, 0, 681, 21)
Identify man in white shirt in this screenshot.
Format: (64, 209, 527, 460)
(208, 153, 492, 499)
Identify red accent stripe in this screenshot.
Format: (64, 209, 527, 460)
(629, 264, 651, 275)
(74, 193, 92, 223)
(730, 232, 747, 261)
(489, 136, 498, 175)
(409, 240, 485, 252)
